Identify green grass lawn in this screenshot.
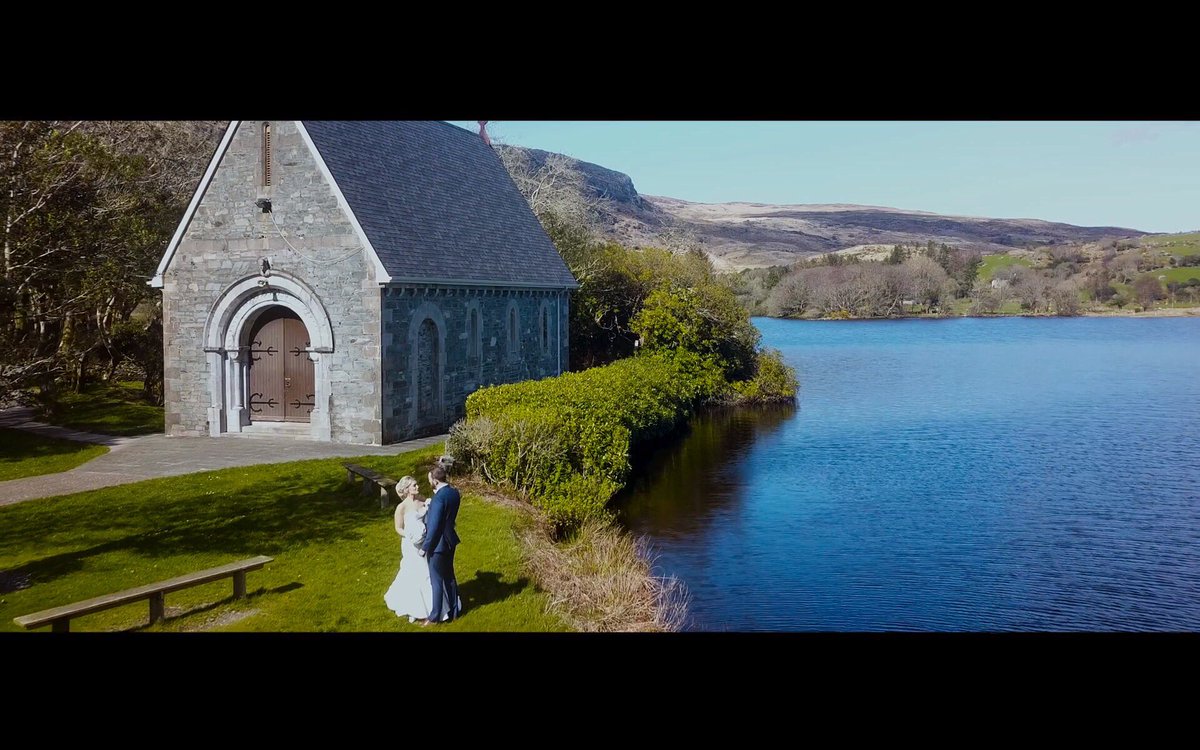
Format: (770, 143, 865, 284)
(0, 445, 566, 632)
(1142, 267, 1200, 284)
(978, 254, 1033, 281)
(38, 380, 164, 436)
(0, 428, 109, 482)
(1142, 231, 1200, 257)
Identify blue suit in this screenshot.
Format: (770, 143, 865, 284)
(422, 483, 461, 622)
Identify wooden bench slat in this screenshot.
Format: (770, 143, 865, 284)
(344, 463, 399, 510)
(343, 463, 396, 484)
(13, 555, 274, 629)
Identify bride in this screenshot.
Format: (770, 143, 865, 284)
(384, 476, 459, 624)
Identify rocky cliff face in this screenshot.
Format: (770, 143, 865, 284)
(515, 147, 646, 208)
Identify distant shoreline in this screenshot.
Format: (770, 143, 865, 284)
(1081, 307, 1200, 318)
(757, 307, 1200, 322)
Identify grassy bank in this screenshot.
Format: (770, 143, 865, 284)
(0, 428, 109, 482)
(978, 253, 1033, 281)
(0, 445, 565, 632)
(460, 479, 688, 631)
(1144, 232, 1200, 256)
(37, 381, 164, 436)
(1141, 267, 1200, 284)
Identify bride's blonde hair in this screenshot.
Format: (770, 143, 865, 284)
(396, 476, 419, 497)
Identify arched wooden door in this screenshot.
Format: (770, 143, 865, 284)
(246, 307, 315, 423)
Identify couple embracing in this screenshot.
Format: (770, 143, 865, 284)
(384, 465, 463, 626)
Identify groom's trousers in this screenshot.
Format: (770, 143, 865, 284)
(428, 548, 459, 622)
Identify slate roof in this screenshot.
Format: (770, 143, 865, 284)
(301, 120, 577, 288)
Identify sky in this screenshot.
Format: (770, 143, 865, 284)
(450, 121, 1199, 234)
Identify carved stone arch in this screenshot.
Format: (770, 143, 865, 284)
(203, 271, 334, 440)
(206, 271, 334, 352)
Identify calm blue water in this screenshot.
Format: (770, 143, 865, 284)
(618, 317, 1200, 631)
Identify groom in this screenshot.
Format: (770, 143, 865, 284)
(419, 464, 461, 625)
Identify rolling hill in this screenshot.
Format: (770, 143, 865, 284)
(511, 146, 1149, 271)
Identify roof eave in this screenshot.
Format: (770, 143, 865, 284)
(381, 276, 578, 290)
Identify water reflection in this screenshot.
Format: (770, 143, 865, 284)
(615, 317, 1200, 631)
(618, 406, 794, 537)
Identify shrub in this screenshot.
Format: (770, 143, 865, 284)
(459, 353, 705, 532)
(725, 349, 799, 404)
(632, 284, 760, 382)
(534, 474, 622, 530)
(449, 408, 570, 498)
(446, 417, 498, 476)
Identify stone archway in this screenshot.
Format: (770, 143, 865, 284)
(416, 318, 441, 426)
(204, 272, 334, 440)
(406, 301, 447, 435)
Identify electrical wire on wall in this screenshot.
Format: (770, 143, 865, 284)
(268, 210, 362, 265)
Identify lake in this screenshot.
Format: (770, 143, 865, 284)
(617, 317, 1200, 631)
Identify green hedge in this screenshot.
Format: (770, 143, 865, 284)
(450, 348, 798, 534)
(452, 353, 707, 531)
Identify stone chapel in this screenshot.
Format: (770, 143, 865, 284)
(151, 120, 577, 444)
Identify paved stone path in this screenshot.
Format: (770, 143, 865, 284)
(0, 407, 447, 507)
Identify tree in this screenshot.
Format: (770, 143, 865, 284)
(1107, 252, 1141, 284)
(1133, 275, 1164, 309)
(1092, 283, 1117, 303)
(1049, 283, 1082, 316)
(632, 282, 760, 382)
(902, 255, 951, 311)
(1, 120, 222, 398)
(969, 285, 1004, 315)
(1085, 269, 1116, 303)
(764, 271, 812, 318)
(496, 145, 600, 233)
(1, 120, 220, 400)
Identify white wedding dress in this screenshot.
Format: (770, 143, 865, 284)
(384, 503, 459, 622)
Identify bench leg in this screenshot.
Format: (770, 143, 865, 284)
(149, 592, 165, 626)
(346, 468, 354, 484)
(52, 619, 70, 633)
(233, 571, 247, 599)
(362, 479, 374, 497)
(379, 485, 391, 510)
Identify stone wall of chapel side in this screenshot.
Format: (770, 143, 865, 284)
(381, 287, 570, 443)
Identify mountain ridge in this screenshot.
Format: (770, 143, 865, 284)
(510, 146, 1149, 270)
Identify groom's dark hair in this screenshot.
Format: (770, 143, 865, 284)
(429, 465, 449, 483)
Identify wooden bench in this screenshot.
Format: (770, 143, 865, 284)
(12, 555, 273, 633)
(343, 463, 398, 509)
